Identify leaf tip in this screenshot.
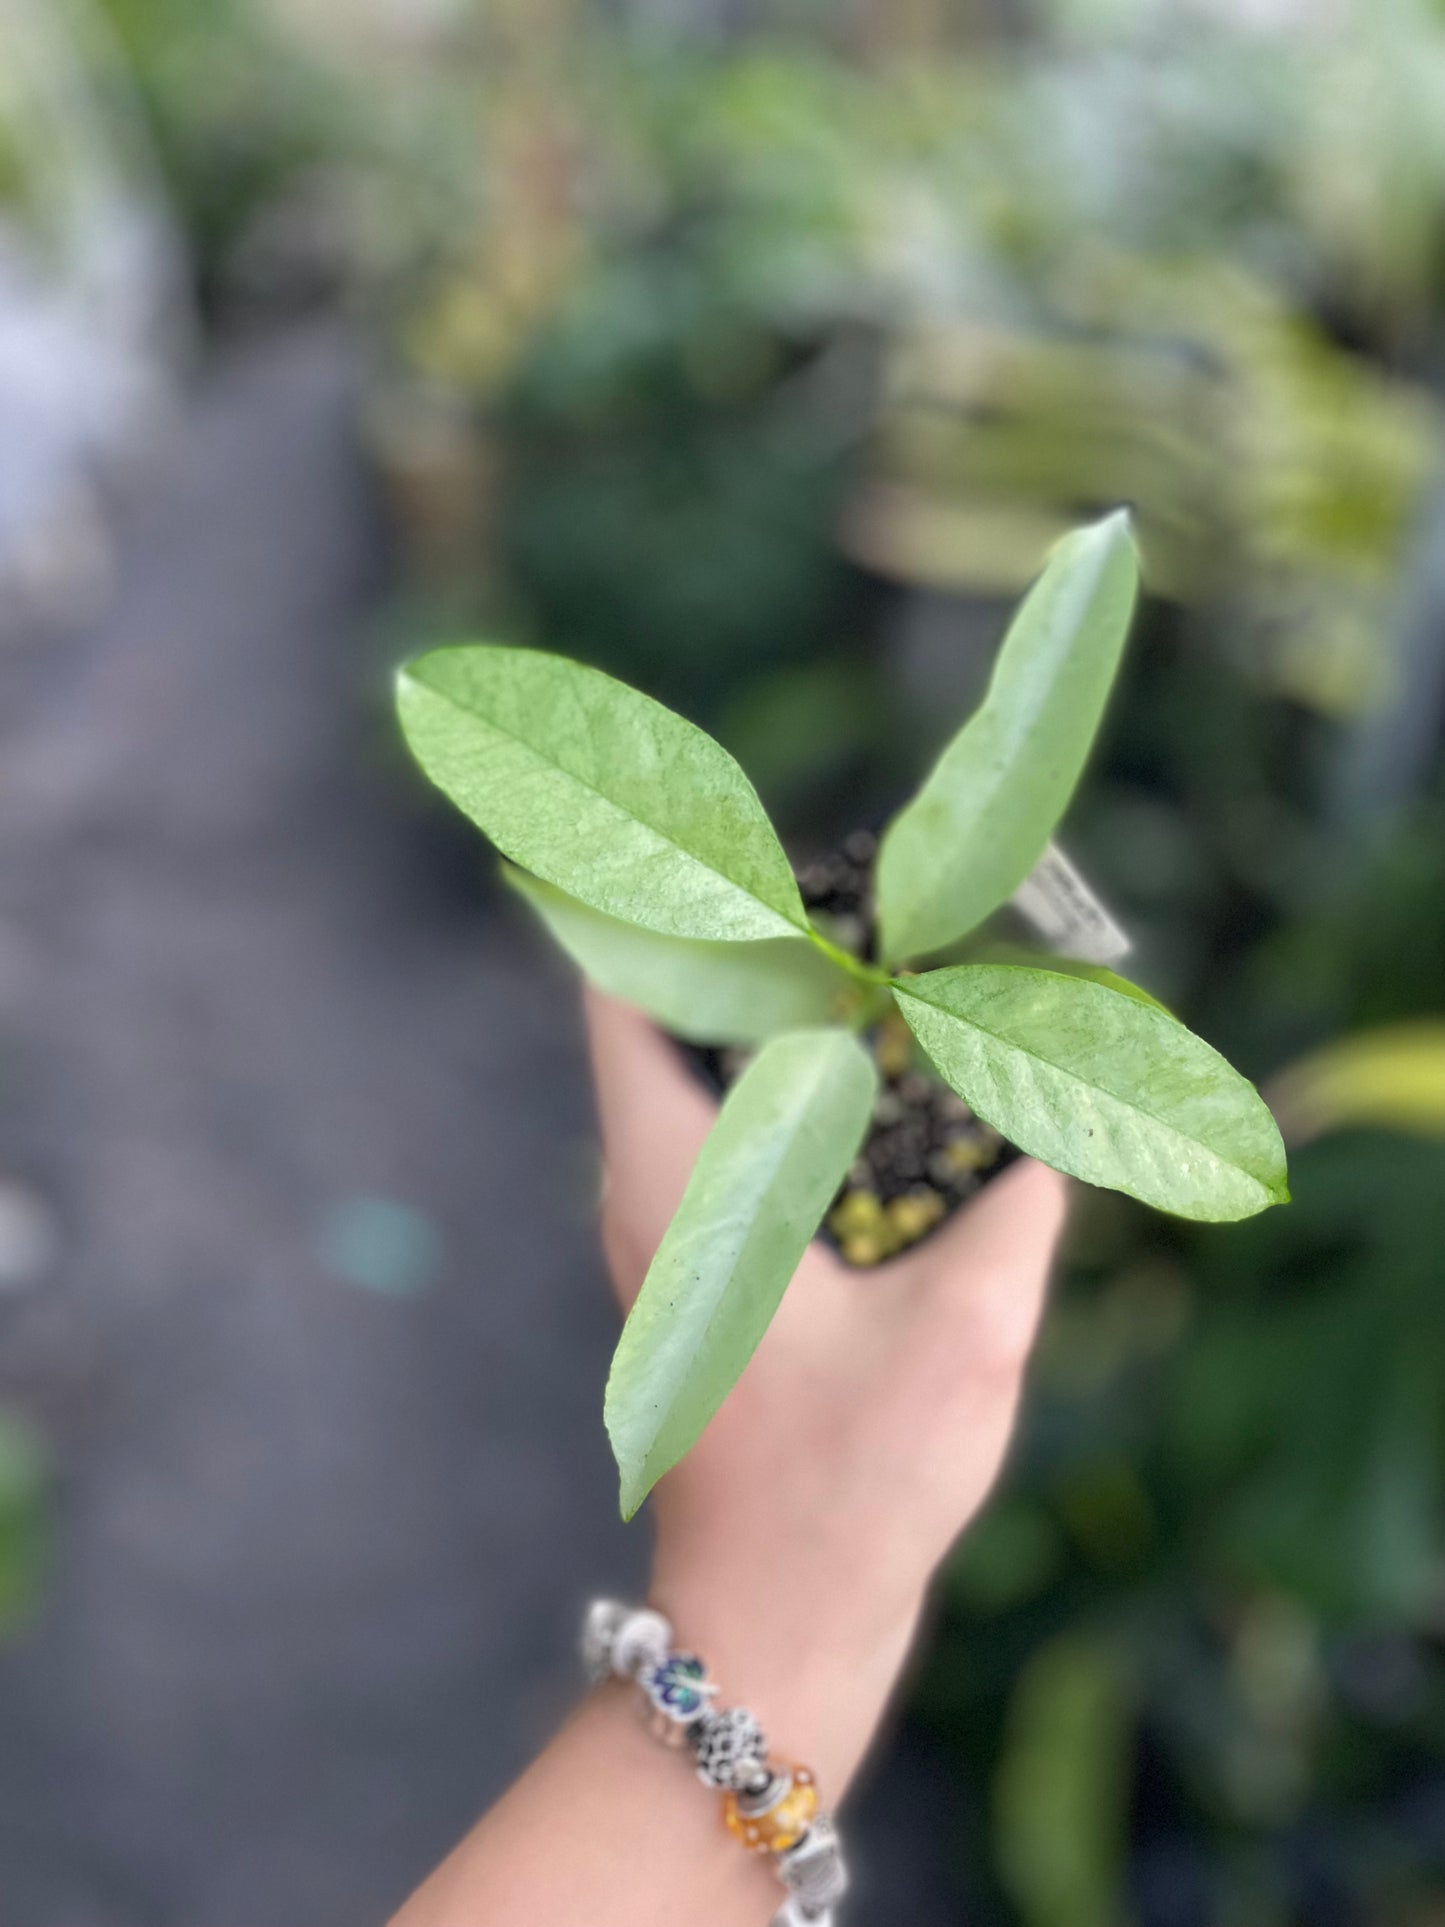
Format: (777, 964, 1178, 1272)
(617, 1471, 648, 1523)
(1084, 503, 1138, 569)
(1229, 1166, 1291, 1220)
(1261, 1115, 1291, 1207)
(605, 1375, 649, 1520)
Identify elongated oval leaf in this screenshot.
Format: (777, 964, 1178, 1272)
(994, 1635, 1133, 1927)
(397, 645, 807, 941)
(504, 865, 851, 1044)
(876, 512, 1139, 964)
(895, 964, 1288, 1221)
(605, 1029, 877, 1518)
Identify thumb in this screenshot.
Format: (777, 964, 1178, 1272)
(583, 987, 718, 1308)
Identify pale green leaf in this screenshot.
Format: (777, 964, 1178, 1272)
(895, 964, 1289, 1221)
(876, 512, 1140, 963)
(397, 645, 807, 941)
(1061, 962, 1174, 1015)
(504, 865, 851, 1044)
(606, 1029, 876, 1518)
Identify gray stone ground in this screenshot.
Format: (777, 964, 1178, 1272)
(0, 327, 966, 1926)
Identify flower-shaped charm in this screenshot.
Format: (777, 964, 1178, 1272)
(640, 1651, 717, 1725)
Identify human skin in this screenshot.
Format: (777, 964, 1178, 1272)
(390, 990, 1068, 1927)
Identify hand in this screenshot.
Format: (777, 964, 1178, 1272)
(585, 989, 1068, 1797)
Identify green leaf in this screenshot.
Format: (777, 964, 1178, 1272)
(504, 865, 851, 1044)
(605, 1029, 877, 1518)
(0, 1413, 46, 1635)
(876, 512, 1139, 963)
(968, 943, 1177, 1015)
(994, 1635, 1133, 1927)
(1271, 1021, 1445, 1144)
(894, 964, 1289, 1221)
(397, 645, 807, 942)
(1062, 963, 1174, 1015)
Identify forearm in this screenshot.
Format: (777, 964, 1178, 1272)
(389, 1581, 921, 1927)
(390, 1685, 781, 1927)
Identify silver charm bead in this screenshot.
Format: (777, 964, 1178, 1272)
(610, 1607, 673, 1681)
(580, 1599, 629, 1683)
(777, 1816, 849, 1911)
(735, 1766, 794, 1817)
(691, 1705, 768, 1790)
(772, 1900, 834, 1927)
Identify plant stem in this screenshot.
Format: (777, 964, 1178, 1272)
(804, 925, 893, 992)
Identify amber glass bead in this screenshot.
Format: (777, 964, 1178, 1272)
(723, 1765, 819, 1855)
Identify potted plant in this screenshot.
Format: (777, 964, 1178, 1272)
(395, 511, 1288, 1518)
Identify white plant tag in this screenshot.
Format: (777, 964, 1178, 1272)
(1011, 841, 1131, 966)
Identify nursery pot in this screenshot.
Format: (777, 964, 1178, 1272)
(680, 828, 1018, 1271)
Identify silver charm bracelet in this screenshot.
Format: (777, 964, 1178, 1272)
(582, 1599, 850, 1927)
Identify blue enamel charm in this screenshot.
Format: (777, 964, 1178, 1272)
(641, 1651, 717, 1724)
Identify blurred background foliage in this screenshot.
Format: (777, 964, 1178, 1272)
(4, 0, 1445, 1921)
(0, 1411, 46, 1632)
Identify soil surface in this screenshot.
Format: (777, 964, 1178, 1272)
(698, 833, 1014, 1269)
(0, 324, 969, 1926)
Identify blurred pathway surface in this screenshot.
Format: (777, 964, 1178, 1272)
(0, 326, 962, 1926)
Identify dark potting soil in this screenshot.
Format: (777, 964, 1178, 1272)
(683, 830, 1016, 1270)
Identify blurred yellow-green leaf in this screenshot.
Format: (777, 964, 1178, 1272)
(1273, 1023, 1445, 1143)
(994, 1636, 1134, 1927)
(0, 1413, 46, 1635)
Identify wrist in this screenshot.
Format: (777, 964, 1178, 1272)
(647, 1555, 923, 1799)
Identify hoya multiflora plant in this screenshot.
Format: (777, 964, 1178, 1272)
(396, 512, 1289, 1517)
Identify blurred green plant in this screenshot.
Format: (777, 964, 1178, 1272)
(100, 0, 363, 312)
(1272, 1022, 1445, 1143)
(0, 1411, 47, 1635)
(95, 3, 1445, 780)
(849, 267, 1441, 717)
(993, 1633, 1133, 1927)
(365, 36, 906, 773)
(337, 13, 1445, 868)
(924, 1123, 1445, 1927)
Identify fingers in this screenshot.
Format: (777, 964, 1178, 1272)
(583, 987, 718, 1307)
(894, 1157, 1068, 1372)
